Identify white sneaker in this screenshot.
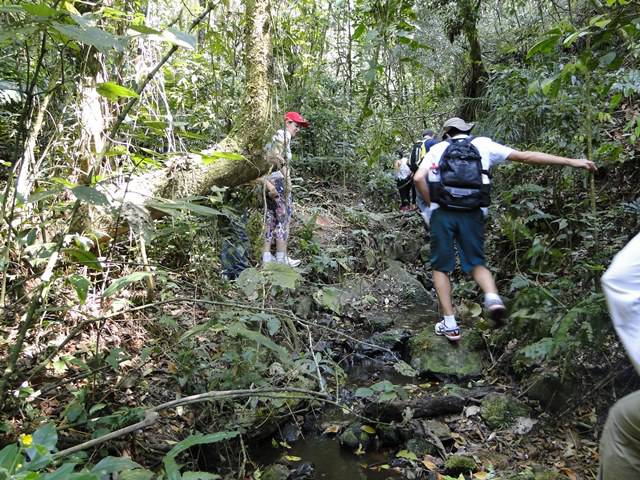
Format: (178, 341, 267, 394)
(434, 320, 461, 342)
(277, 256, 301, 267)
(262, 253, 274, 266)
(286, 257, 301, 267)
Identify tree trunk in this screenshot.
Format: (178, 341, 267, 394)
(118, 0, 272, 206)
(458, 0, 487, 121)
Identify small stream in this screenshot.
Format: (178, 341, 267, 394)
(247, 306, 439, 479)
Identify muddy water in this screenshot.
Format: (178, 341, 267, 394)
(251, 431, 400, 479)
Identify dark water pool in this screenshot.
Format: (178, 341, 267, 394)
(250, 433, 401, 479)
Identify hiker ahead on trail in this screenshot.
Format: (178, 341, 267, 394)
(261, 111, 310, 267)
(598, 232, 640, 479)
(412, 129, 438, 227)
(394, 150, 414, 211)
(413, 117, 596, 342)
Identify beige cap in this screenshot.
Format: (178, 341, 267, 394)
(442, 117, 475, 132)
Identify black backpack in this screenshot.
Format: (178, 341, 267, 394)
(428, 136, 491, 210)
(409, 141, 423, 173)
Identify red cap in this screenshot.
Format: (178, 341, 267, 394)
(284, 111, 310, 127)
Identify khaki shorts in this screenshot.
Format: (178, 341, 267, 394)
(598, 389, 640, 479)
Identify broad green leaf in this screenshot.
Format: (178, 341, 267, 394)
(393, 360, 417, 377)
(119, 470, 155, 480)
(27, 187, 63, 203)
(354, 387, 374, 398)
(32, 423, 57, 451)
(361, 425, 376, 434)
(182, 473, 221, 480)
(313, 287, 342, 314)
(146, 199, 223, 217)
(42, 462, 77, 479)
(63, 248, 103, 271)
(396, 450, 418, 461)
(0, 444, 20, 470)
(103, 272, 152, 298)
(371, 380, 395, 392)
(264, 262, 300, 290)
(0, 26, 38, 43)
(226, 322, 290, 364)
(128, 24, 162, 35)
(526, 35, 560, 58)
(68, 274, 91, 304)
(599, 51, 617, 67)
(149, 27, 196, 50)
(71, 186, 109, 207)
(563, 30, 587, 47)
(22, 3, 60, 17)
(352, 23, 366, 41)
(51, 22, 123, 53)
(236, 267, 263, 298)
(589, 15, 611, 29)
(96, 82, 139, 101)
(163, 432, 239, 480)
(91, 457, 141, 475)
(105, 347, 128, 370)
(266, 316, 281, 336)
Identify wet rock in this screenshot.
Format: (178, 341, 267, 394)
(406, 437, 439, 457)
(280, 422, 301, 443)
(365, 311, 395, 331)
(294, 295, 314, 319)
(480, 392, 530, 429)
(473, 449, 511, 470)
(420, 419, 452, 442)
(375, 260, 434, 306)
(409, 327, 484, 378)
(361, 328, 411, 353)
(376, 423, 403, 446)
(523, 371, 573, 413)
(444, 455, 477, 475)
(261, 464, 290, 480)
(338, 422, 376, 451)
(288, 462, 314, 480)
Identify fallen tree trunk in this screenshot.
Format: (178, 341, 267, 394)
(113, 0, 272, 207)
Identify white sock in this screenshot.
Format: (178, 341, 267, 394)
(485, 293, 501, 303)
(262, 252, 273, 263)
(443, 314, 457, 328)
(275, 252, 286, 262)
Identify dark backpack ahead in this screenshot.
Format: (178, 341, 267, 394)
(429, 136, 491, 210)
(409, 141, 423, 173)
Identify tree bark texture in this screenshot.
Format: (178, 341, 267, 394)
(132, 0, 272, 202)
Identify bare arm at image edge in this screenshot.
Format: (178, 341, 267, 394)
(507, 150, 597, 171)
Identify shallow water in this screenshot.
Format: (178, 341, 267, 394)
(251, 433, 401, 479)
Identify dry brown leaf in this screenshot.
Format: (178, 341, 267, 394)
(422, 458, 437, 470)
(322, 424, 341, 434)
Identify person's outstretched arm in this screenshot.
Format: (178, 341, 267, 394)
(507, 150, 597, 171)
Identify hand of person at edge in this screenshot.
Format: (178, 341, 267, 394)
(573, 159, 597, 171)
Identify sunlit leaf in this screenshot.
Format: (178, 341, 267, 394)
(526, 35, 560, 58)
(91, 457, 142, 475)
(22, 3, 60, 17)
(96, 82, 139, 101)
(71, 185, 110, 207)
(68, 274, 91, 304)
(51, 22, 123, 53)
(103, 271, 152, 298)
(64, 248, 103, 271)
(361, 425, 376, 434)
(396, 450, 418, 461)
